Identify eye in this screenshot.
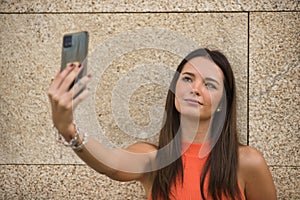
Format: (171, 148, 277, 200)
(205, 82, 217, 89)
(182, 76, 192, 83)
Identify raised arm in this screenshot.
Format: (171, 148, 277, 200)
(47, 63, 156, 182)
(74, 137, 157, 181)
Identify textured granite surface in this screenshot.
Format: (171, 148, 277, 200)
(1, 165, 299, 199)
(249, 12, 300, 166)
(1, 1, 299, 199)
(270, 166, 300, 200)
(0, 165, 146, 199)
(0, 0, 299, 12)
(0, 13, 248, 164)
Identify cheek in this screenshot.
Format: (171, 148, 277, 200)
(203, 90, 222, 108)
(174, 96, 181, 112)
(174, 81, 190, 112)
(174, 85, 183, 112)
(211, 92, 224, 109)
(174, 82, 184, 97)
(202, 90, 212, 105)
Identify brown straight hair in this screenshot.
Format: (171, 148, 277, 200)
(151, 48, 242, 200)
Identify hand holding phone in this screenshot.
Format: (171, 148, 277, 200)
(47, 31, 90, 139)
(61, 31, 89, 90)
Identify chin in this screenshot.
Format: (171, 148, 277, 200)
(179, 111, 201, 119)
(180, 110, 212, 121)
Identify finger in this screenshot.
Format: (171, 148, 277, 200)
(51, 63, 76, 90)
(48, 64, 76, 107)
(70, 74, 92, 99)
(48, 64, 75, 103)
(61, 74, 91, 104)
(57, 63, 84, 96)
(48, 75, 56, 103)
(72, 88, 90, 109)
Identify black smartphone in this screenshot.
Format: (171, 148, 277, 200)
(61, 31, 89, 90)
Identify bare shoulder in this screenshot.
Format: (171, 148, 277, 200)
(238, 145, 277, 200)
(125, 142, 158, 194)
(125, 141, 158, 168)
(125, 141, 158, 153)
(239, 145, 267, 171)
(105, 142, 158, 183)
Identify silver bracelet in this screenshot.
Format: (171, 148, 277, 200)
(52, 122, 88, 151)
(72, 131, 88, 151)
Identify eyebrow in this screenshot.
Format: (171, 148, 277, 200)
(205, 77, 220, 85)
(182, 72, 195, 77)
(182, 72, 220, 85)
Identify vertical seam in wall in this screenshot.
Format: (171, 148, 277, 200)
(247, 12, 250, 146)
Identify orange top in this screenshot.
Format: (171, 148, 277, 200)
(149, 142, 245, 200)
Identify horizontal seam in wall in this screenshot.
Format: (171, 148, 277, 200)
(268, 165, 300, 168)
(0, 163, 86, 166)
(0, 10, 299, 14)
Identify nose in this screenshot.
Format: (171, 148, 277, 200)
(191, 81, 202, 96)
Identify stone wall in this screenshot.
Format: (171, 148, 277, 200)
(0, 1, 299, 199)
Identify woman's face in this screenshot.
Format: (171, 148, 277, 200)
(174, 57, 224, 120)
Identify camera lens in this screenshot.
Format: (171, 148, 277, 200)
(63, 35, 72, 48)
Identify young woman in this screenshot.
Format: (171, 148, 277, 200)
(48, 48, 277, 199)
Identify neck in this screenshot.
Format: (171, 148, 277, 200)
(180, 115, 211, 143)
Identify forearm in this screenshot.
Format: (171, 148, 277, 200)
(56, 123, 153, 181)
(56, 124, 121, 177)
(74, 136, 120, 177)
(73, 133, 153, 181)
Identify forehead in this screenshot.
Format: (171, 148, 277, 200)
(182, 57, 224, 81)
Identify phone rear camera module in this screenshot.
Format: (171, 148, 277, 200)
(63, 35, 72, 48)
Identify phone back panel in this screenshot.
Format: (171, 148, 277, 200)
(61, 31, 88, 90)
(61, 31, 88, 70)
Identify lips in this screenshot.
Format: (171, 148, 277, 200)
(184, 98, 203, 105)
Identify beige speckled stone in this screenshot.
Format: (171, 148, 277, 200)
(270, 166, 300, 199)
(249, 12, 300, 166)
(0, 13, 248, 164)
(0, 164, 146, 199)
(1, 165, 299, 199)
(0, 0, 298, 197)
(1, 0, 299, 12)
